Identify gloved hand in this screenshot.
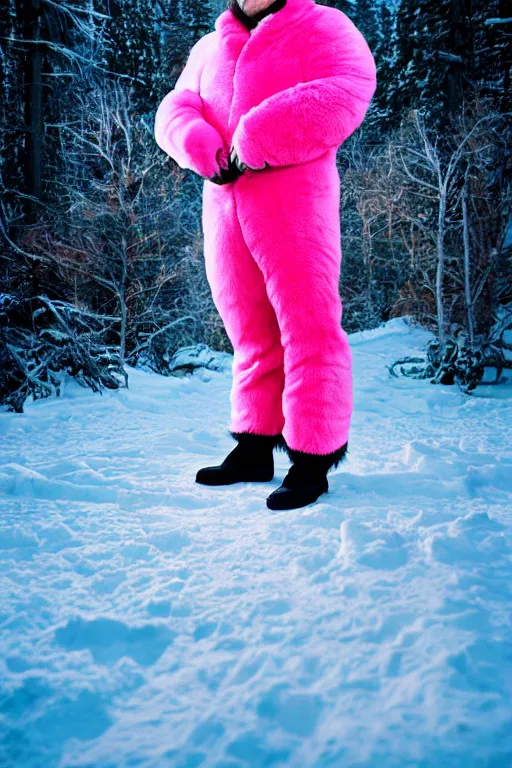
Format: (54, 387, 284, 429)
(229, 146, 271, 172)
(231, 145, 271, 172)
(207, 147, 270, 184)
(208, 147, 246, 185)
(230, 146, 249, 173)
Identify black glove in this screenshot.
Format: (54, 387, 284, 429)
(208, 147, 247, 185)
(230, 145, 271, 172)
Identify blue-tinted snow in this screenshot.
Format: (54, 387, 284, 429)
(0, 316, 511, 767)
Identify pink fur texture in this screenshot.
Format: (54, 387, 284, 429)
(154, 0, 377, 455)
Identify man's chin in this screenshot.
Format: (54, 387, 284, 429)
(231, 0, 257, 17)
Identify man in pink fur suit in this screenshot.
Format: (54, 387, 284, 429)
(154, 0, 377, 510)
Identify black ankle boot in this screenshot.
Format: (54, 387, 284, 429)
(195, 432, 282, 486)
(266, 441, 348, 511)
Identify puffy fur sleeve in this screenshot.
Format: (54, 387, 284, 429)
(231, 8, 377, 169)
(154, 33, 229, 179)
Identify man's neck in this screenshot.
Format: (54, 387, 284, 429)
(228, 0, 287, 31)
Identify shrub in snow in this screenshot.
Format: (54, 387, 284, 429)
(388, 309, 512, 392)
(0, 296, 126, 413)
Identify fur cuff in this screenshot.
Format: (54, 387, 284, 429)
(281, 437, 349, 473)
(229, 430, 286, 448)
(229, 431, 349, 473)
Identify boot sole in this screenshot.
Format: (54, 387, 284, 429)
(266, 482, 329, 510)
(195, 468, 274, 486)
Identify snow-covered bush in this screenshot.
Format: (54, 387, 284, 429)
(389, 308, 512, 392)
(0, 296, 126, 413)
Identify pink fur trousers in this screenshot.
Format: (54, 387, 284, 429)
(202, 162, 354, 456)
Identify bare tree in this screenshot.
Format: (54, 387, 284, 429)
(349, 100, 512, 390)
(23, 77, 225, 374)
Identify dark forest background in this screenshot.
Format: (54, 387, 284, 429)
(1, 0, 511, 411)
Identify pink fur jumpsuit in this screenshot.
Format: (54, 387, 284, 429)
(154, 0, 377, 457)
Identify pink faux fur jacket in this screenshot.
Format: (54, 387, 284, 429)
(154, 0, 377, 455)
(155, 0, 377, 177)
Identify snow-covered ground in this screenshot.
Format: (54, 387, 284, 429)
(1, 316, 511, 768)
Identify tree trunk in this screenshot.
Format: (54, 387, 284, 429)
(22, 0, 43, 221)
(462, 166, 475, 348)
(436, 183, 447, 348)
